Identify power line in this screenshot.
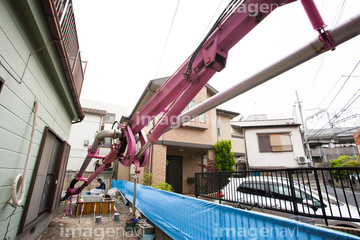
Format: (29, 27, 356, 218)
(310, 90, 360, 138)
(323, 60, 360, 110)
(304, 0, 349, 101)
(196, 0, 225, 46)
(154, 0, 181, 79)
(184, 0, 243, 77)
(308, 60, 360, 137)
(308, 60, 360, 133)
(304, 53, 327, 100)
(332, 0, 348, 27)
(316, 75, 360, 108)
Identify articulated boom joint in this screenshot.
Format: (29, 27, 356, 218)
(318, 28, 336, 51)
(301, 0, 336, 51)
(118, 126, 150, 173)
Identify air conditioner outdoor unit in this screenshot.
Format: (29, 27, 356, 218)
(297, 156, 307, 164)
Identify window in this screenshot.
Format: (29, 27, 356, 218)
(257, 133, 293, 152)
(102, 137, 111, 147)
(104, 113, 115, 123)
(217, 119, 220, 136)
(19, 127, 70, 233)
(199, 113, 206, 123)
(269, 184, 293, 202)
(237, 181, 268, 197)
(202, 155, 207, 172)
(199, 101, 206, 123)
(189, 100, 195, 122)
(189, 100, 195, 109)
(269, 183, 322, 207)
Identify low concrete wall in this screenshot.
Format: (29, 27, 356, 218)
(333, 177, 360, 191)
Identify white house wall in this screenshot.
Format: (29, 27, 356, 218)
(67, 114, 102, 171)
(81, 99, 127, 123)
(67, 101, 127, 172)
(245, 127, 306, 168)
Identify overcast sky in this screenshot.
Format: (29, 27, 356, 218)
(72, 0, 360, 130)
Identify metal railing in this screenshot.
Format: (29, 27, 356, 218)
(195, 167, 360, 226)
(54, 0, 84, 96)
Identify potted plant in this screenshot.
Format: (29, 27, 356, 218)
(187, 177, 196, 194)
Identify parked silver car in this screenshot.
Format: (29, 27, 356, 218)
(220, 176, 360, 228)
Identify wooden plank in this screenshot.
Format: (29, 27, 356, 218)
(76, 201, 114, 216)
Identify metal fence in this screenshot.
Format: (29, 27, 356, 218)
(195, 167, 360, 226)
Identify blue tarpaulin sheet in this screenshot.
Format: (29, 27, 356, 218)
(112, 180, 360, 240)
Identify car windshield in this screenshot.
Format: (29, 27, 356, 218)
(237, 180, 323, 208)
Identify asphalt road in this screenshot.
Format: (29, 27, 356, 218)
(324, 185, 360, 207)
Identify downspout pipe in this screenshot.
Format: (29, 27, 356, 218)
(8, 100, 39, 207)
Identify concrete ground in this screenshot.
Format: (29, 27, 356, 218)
(40, 198, 172, 240)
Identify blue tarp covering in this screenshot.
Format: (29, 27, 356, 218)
(112, 180, 360, 240)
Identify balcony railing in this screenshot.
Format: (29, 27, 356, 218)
(54, 0, 84, 97)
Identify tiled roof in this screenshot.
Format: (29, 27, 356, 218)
(231, 118, 299, 128)
(82, 107, 107, 115)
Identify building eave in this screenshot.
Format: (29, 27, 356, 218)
(42, 0, 84, 122)
(217, 108, 240, 119)
(231, 118, 300, 128)
(126, 77, 220, 120)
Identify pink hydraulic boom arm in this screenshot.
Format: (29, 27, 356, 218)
(63, 0, 360, 201)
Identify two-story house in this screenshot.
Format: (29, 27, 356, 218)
(0, 1, 84, 239)
(231, 116, 308, 170)
(120, 77, 245, 193)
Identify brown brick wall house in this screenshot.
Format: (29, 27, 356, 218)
(120, 77, 244, 194)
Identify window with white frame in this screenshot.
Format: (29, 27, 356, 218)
(189, 100, 195, 109)
(199, 101, 206, 123)
(104, 113, 116, 123)
(189, 100, 195, 121)
(202, 155, 207, 172)
(257, 132, 293, 152)
(217, 119, 220, 136)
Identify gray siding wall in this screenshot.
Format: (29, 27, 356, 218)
(0, 1, 77, 239)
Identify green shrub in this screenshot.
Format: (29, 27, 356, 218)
(329, 155, 360, 179)
(213, 140, 236, 172)
(142, 173, 153, 186)
(187, 177, 195, 185)
(150, 182, 173, 192)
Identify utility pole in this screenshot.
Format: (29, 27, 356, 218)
(296, 91, 313, 166)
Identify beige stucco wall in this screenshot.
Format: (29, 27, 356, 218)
(231, 137, 245, 154)
(217, 113, 232, 141)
